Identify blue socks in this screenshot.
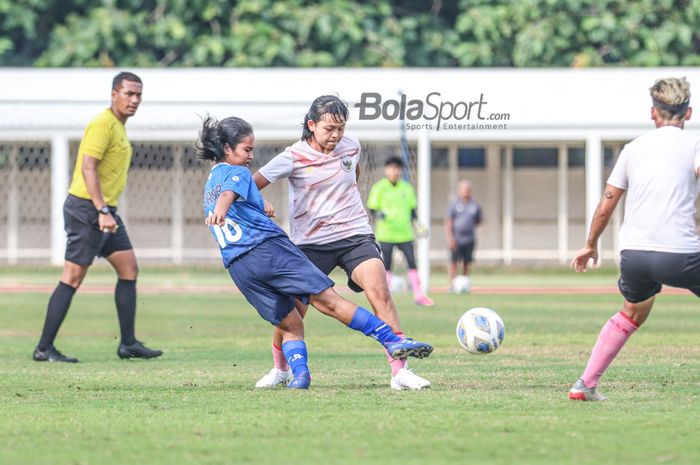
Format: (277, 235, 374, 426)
(348, 307, 401, 347)
(282, 340, 310, 379)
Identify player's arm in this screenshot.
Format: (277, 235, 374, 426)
(82, 154, 117, 232)
(366, 184, 383, 219)
(263, 199, 276, 218)
(206, 190, 239, 227)
(369, 209, 384, 220)
(570, 184, 625, 272)
(355, 164, 361, 183)
(445, 216, 456, 251)
(253, 171, 271, 190)
(255, 151, 293, 190)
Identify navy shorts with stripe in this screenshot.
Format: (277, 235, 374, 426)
(618, 249, 700, 303)
(298, 234, 383, 293)
(227, 235, 335, 325)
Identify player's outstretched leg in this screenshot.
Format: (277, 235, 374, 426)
(347, 307, 433, 359)
(310, 289, 433, 359)
(569, 303, 646, 401)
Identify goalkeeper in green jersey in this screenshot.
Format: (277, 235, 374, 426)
(367, 156, 434, 307)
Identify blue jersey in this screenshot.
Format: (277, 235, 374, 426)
(203, 163, 286, 267)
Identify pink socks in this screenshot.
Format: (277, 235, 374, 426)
(386, 331, 407, 376)
(272, 343, 289, 371)
(581, 311, 639, 388)
(407, 269, 434, 306)
(407, 269, 422, 299)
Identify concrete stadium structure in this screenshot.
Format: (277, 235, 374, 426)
(1, 68, 699, 286)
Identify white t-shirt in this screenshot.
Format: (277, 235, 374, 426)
(607, 126, 700, 253)
(258, 135, 373, 245)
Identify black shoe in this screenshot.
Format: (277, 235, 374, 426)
(33, 346, 79, 363)
(117, 340, 163, 359)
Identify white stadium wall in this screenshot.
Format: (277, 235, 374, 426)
(1, 68, 699, 268)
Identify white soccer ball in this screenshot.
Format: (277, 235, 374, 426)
(456, 307, 505, 354)
(389, 275, 408, 293)
(450, 275, 471, 294)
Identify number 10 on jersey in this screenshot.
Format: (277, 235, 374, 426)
(208, 212, 243, 247)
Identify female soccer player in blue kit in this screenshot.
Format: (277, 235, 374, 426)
(196, 115, 432, 389)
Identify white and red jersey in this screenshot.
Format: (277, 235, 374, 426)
(258, 135, 373, 245)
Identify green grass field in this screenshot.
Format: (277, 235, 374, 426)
(1, 267, 699, 465)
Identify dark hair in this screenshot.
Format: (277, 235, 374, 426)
(112, 71, 142, 90)
(194, 115, 254, 162)
(652, 98, 689, 120)
(384, 156, 404, 168)
(301, 95, 349, 141)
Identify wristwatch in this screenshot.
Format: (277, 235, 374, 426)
(98, 205, 110, 215)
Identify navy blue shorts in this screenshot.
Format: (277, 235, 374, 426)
(619, 250, 700, 303)
(299, 234, 383, 293)
(227, 235, 335, 325)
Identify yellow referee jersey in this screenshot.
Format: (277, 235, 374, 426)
(68, 108, 132, 206)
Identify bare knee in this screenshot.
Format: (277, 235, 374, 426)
(125, 263, 139, 280)
(60, 262, 88, 288)
(622, 297, 655, 326)
(119, 260, 139, 280)
(108, 251, 139, 280)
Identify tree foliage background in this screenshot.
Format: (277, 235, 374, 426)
(2, 0, 700, 67)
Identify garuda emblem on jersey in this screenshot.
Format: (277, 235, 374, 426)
(341, 157, 353, 172)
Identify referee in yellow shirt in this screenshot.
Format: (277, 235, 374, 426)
(33, 72, 162, 363)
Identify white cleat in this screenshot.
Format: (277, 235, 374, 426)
(255, 368, 293, 388)
(568, 378, 608, 401)
(390, 368, 431, 391)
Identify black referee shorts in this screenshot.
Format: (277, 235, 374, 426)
(63, 195, 133, 266)
(618, 249, 700, 303)
(298, 234, 383, 293)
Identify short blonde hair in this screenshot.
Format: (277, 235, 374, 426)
(650, 77, 691, 118)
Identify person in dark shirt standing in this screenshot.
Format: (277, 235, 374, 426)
(445, 180, 482, 282)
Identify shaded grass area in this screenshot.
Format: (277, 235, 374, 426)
(1, 275, 699, 465)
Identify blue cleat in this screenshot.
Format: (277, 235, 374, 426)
(287, 371, 311, 389)
(386, 338, 433, 360)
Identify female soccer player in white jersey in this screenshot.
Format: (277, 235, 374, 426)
(198, 115, 432, 390)
(252, 95, 431, 390)
(569, 77, 700, 401)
